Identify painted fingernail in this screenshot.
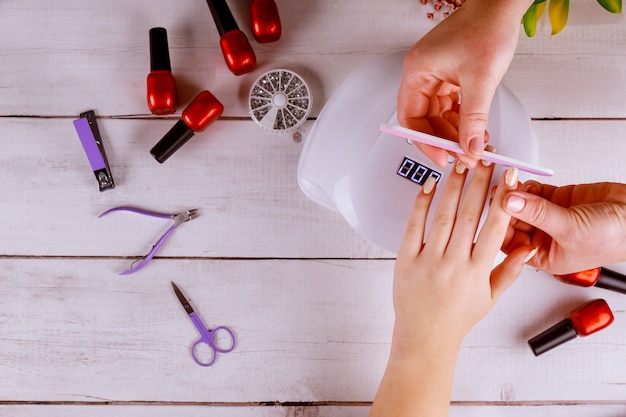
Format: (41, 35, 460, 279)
(523, 247, 539, 264)
(455, 160, 467, 174)
(505, 194, 525, 213)
(469, 137, 484, 156)
(422, 176, 436, 195)
(481, 145, 496, 167)
(505, 167, 518, 187)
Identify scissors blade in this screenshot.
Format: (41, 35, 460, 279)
(171, 282, 195, 315)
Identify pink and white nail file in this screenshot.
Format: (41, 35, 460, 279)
(379, 123, 554, 176)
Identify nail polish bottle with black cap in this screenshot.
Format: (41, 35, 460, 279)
(555, 267, 626, 294)
(150, 90, 223, 163)
(206, 0, 256, 75)
(528, 299, 614, 356)
(147, 27, 177, 115)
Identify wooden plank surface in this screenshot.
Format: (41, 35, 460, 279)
(0, 117, 389, 259)
(1, 404, 626, 417)
(1, 0, 625, 415)
(1, 259, 626, 403)
(0, 0, 624, 119)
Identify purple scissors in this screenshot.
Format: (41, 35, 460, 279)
(99, 207, 199, 275)
(171, 282, 236, 367)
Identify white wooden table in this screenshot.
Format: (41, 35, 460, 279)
(1, 0, 625, 415)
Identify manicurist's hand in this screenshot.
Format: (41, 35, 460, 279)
(369, 162, 536, 417)
(502, 181, 626, 275)
(398, 0, 533, 168)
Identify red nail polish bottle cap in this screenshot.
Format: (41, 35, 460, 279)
(150, 91, 223, 163)
(251, 0, 282, 43)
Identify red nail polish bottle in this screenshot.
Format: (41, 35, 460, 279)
(150, 91, 224, 163)
(147, 27, 177, 115)
(205, 0, 256, 75)
(555, 267, 626, 294)
(528, 299, 614, 356)
(250, 0, 282, 43)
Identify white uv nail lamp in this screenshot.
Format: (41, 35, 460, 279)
(297, 50, 541, 254)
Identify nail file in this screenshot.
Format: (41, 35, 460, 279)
(379, 123, 554, 176)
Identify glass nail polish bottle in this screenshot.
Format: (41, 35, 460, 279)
(150, 90, 224, 163)
(528, 299, 614, 356)
(555, 267, 626, 294)
(206, 0, 256, 75)
(147, 27, 177, 115)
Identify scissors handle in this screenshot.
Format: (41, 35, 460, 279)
(189, 313, 236, 367)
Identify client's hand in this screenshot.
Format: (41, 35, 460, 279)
(370, 162, 536, 417)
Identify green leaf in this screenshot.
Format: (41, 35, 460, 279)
(597, 0, 622, 13)
(536, 1, 547, 19)
(523, 1, 546, 37)
(523, 3, 540, 37)
(549, 0, 569, 36)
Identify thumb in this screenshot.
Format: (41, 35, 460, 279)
(458, 81, 497, 159)
(491, 246, 537, 301)
(502, 191, 573, 241)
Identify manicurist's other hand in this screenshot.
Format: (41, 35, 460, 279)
(398, 0, 533, 168)
(502, 181, 626, 275)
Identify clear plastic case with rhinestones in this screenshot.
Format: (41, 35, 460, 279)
(248, 69, 312, 131)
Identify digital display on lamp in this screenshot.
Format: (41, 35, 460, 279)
(397, 157, 442, 186)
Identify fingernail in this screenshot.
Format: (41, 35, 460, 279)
(505, 167, 518, 187)
(480, 145, 496, 167)
(523, 247, 538, 264)
(422, 176, 436, 195)
(524, 181, 539, 193)
(455, 160, 467, 174)
(469, 137, 484, 156)
(481, 145, 495, 167)
(505, 195, 525, 213)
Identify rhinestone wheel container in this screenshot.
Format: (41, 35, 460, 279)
(248, 69, 312, 131)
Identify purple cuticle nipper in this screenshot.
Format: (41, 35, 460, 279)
(99, 206, 199, 275)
